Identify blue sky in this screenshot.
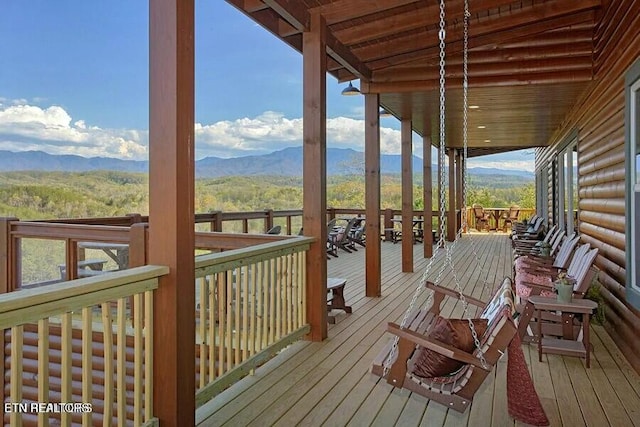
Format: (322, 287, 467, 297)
(0, 1, 534, 171)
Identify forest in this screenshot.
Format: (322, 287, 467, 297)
(0, 170, 534, 220)
(0, 170, 533, 284)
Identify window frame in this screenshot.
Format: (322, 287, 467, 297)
(625, 58, 640, 308)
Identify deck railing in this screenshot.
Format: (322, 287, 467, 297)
(192, 236, 313, 408)
(0, 265, 168, 426)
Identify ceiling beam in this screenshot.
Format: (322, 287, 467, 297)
(372, 56, 594, 82)
(362, 69, 593, 93)
(262, 0, 309, 31)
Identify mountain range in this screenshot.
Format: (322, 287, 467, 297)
(0, 147, 533, 179)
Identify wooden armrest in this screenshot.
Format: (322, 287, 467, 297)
(520, 280, 554, 291)
(387, 323, 489, 371)
(424, 281, 485, 308)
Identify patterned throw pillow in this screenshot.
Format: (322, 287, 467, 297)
(412, 316, 488, 378)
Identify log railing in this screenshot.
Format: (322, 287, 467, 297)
(192, 236, 313, 408)
(0, 265, 168, 426)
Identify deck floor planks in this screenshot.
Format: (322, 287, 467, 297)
(198, 234, 640, 427)
(548, 353, 587, 427)
(563, 356, 610, 427)
(589, 327, 640, 426)
(525, 342, 563, 426)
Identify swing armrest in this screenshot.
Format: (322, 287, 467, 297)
(425, 281, 485, 308)
(387, 323, 490, 371)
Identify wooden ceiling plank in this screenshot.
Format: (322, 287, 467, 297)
(311, 0, 422, 25)
(334, 0, 514, 46)
(355, 0, 599, 62)
(367, 10, 595, 71)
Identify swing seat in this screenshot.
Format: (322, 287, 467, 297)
(371, 277, 517, 413)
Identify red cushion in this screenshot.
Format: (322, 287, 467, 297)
(412, 316, 488, 379)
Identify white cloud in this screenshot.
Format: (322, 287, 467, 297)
(0, 101, 148, 159)
(0, 101, 532, 171)
(194, 110, 404, 158)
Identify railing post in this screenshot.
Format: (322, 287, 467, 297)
(327, 207, 336, 222)
(127, 213, 143, 225)
(383, 208, 394, 241)
(130, 223, 149, 267)
(0, 218, 13, 427)
(264, 209, 274, 233)
(210, 210, 222, 232)
(0, 217, 17, 294)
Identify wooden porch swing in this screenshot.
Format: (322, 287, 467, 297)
(369, 3, 543, 422)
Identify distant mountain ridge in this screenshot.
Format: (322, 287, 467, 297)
(0, 147, 533, 178)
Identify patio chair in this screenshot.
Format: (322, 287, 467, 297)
(511, 216, 545, 241)
(266, 225, 281, 234)
(515, 244, 599, 342)
(502, 206, 520, 232)
(348, 217, 366, 248)
(371, 277, 517, 413)
(510, 213, 539, 235)
(512, 225, 560, 257)
(472, 204, 491, 232)
(513, 233, 579, 279)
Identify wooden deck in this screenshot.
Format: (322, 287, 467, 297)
(197, 234, 640, 427)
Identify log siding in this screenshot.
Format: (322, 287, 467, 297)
(537, 0, 640, 372)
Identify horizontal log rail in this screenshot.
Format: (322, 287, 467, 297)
(0, 265, 168, 426)
(193, 237, 313, 408)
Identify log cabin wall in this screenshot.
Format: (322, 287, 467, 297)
(536, 1, 640, 373)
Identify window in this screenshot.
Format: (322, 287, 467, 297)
(556, 135, 578, 233)
(625, 58, 640, 308)
(536, 163, 549, 220)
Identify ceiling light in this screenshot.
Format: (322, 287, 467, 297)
(341, 81, 361, 96)
(484, 139, 491, 143)
(469, 105, 480, 109)
(477, 125, 486, 129)
(379, 107, 392, 117)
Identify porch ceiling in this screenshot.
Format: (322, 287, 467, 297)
(226, 0, 602, 157)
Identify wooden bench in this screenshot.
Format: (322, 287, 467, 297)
(327, 277, 352, 324)
(59, 258, 108, 279)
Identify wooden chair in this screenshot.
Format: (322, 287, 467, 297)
(472, 204, 491, 232)
(515, 244, 599, 342)
(503, 206, 520, 232)
(513, 233, 579, 280)
(371, 278, 517, 413)
(512, 225, 561, 257)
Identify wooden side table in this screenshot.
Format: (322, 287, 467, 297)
(327, 278, 352, 324)
(528, 296, 598, 368)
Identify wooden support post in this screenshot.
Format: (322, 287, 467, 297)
(303, 11, 328, 340)
(365, 93, 381, 296)
(401, 119, 413, 272)
(149, 0, 195, 425)
(423, 137, 433, 258)
(447, 149, 456, 241)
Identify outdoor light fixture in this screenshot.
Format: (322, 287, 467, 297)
(379, 107, 392, 117)
(341, 81, 360, 96)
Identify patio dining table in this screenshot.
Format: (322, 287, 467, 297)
(79, 241, 130, 270)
